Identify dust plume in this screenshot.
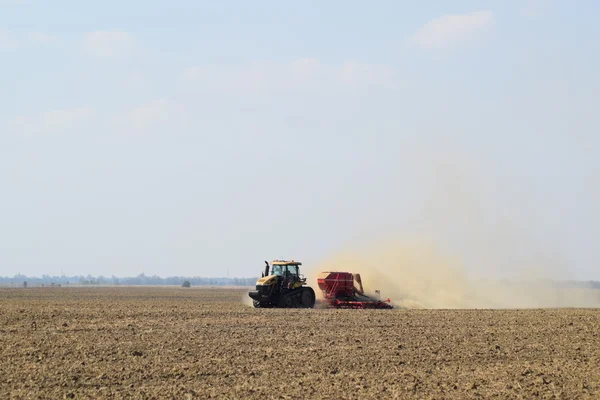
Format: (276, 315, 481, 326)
(309, 238, 600, 309)
(241, 291, 254, 308)
(305, 143, 600, 309)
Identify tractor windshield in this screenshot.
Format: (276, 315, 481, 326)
(271, 265, 283, 276)
(271, 265, 298, 276)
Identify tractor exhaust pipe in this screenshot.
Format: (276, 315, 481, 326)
(263, 261, 270, 278)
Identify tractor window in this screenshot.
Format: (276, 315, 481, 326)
(271, 265, 283, 276)
(286, 265, 298, 276)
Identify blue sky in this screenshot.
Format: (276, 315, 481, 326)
(1, 1, 599, 279)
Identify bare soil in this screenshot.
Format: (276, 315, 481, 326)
(1, 287, 599, 399)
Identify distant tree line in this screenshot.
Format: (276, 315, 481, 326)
(2, 274, 600, 290)
(549, 280, 600, 289)
(0, 273, 258, 287)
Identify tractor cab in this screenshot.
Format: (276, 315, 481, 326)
(270, 261, 302, 278)
(257, 260, 306, 291)
(270, 260, 305, 288)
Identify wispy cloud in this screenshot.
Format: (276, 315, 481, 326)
(8, 106, 96, 136)
(28, 32, 59, 45)
(0, 29, 19, 49)
(183, 59, 395, 93)
(411, 11, 494, 49)
(116, 99, 190, 135)
(338, 61, 394, 86)
(0, 30, 58, 50)
(6, 100, 188, 137)
(521, 0, 549, 17)
(83, 31, 135, 59)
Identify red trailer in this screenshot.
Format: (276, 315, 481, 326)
(316, 271, 393, 309)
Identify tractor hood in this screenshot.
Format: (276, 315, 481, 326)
(256, 275, 278, 285)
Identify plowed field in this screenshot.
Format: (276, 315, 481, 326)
(1, 287, 599, 399)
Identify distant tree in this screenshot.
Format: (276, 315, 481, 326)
(182, 280, 191, 288)
(23, 281, 27, 288)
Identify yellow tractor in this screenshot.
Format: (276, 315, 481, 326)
(248, 260, 316, 308)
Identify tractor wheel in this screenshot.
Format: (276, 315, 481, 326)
(300, 288, 316, 308)
(253, 300, 261, 308)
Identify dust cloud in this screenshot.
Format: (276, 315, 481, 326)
(241, 292, 254, 308)
(308, 239, 600, 309)
(305, 144, 600, 309)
